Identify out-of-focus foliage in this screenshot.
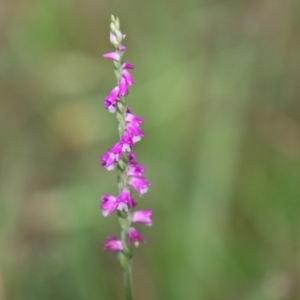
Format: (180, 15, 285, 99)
(1, 0, 300, 299)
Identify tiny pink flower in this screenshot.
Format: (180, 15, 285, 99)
(100, 152, 116, 171)
(119, 77, 128, 96)
(122, 70, 134, 86)
(122, 62, 134, 70)
(103, 237, 123, 252)
(126, 122, 144, 143)
(118, 189, 136, 209)
(126, 111, 144, 125)
(132, 210, 153, 226)
(128, 227, 145, 247)
(129, 176, 150, 196)
(127, 162, 146, 177)
(104, 99, 117, 113)
(121, 131, 133, 152)
(100, 194, 119, 216)
(106, 86, 119, 102)
(119, 45, 126, 51)
(104, 86, 120, 113)
(128, 152, 136, 161)
(103, 52, 120, 61)
(101, 141, 123, 170)
(101, 189, 136, 216)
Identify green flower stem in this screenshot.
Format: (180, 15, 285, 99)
(124, 265, 133, 300)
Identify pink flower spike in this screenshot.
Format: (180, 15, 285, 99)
(101, 194, 118, 216)
(123, 62, 135, 70)
(103, 237, 123, 252)
(122, 70, 134, 86)
(129, 176, 150, 196)
(132, 210, 153, 226)
(128, 228, 145, 247)
(103, 52, 120, 61)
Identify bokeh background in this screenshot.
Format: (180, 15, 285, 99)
(1, 0, 300, 299)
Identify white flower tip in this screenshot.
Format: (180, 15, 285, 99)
(140, 187, 148, 195)
(133, 137, 141, 143)
(108, 107, 117, 113)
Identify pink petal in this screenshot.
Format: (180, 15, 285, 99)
(100, 194, 118, 216)
(129, 176, 150, 196)
(119, 45, 126, 51)
(119, 77, 128, 96)
(122, 70, 134, 86)
(128, 228, 145, 247)
(123, 62, 135, 70)
(103, 52, 120, 61)
(132, 210, 153, 226)
(103, 237, 123, 251)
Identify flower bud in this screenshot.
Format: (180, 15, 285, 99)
(115, 30, 123, 44)
(110, 22, 117, 34)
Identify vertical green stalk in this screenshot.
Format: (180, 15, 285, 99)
(124, 265, 133, 300)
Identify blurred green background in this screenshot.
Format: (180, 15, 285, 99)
(1, 0, 300, 299)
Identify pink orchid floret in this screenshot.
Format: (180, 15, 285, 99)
(129, 176, 150, 196)
(100, 152, 116, 171)
(128, 227, 145, 247)
(103, 52, 120, 61)
(101, 189, 136, 217)
(122, 62, 134, 70)
(127, 153, 147, 177)
(127, 155, 150, 196)
(100, 194, 119, 216)
(126, 122, 144, 143)
(104, 86, 120, 113)
(128, 152, 136, 161)
(127, 163, 146, 177)
(119, 45, 126, 51)
(118, 189, 136, 209)
(126, 111, 144, 126)
(132, 210, 153, 226)
(121, 132, 133, 152)
(104, 99, 117, 113)
(122, 69, 134, 86)
(103, 237, 123, 252)
(119, 77, 128, 96)
(101, 141, 123, 170)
